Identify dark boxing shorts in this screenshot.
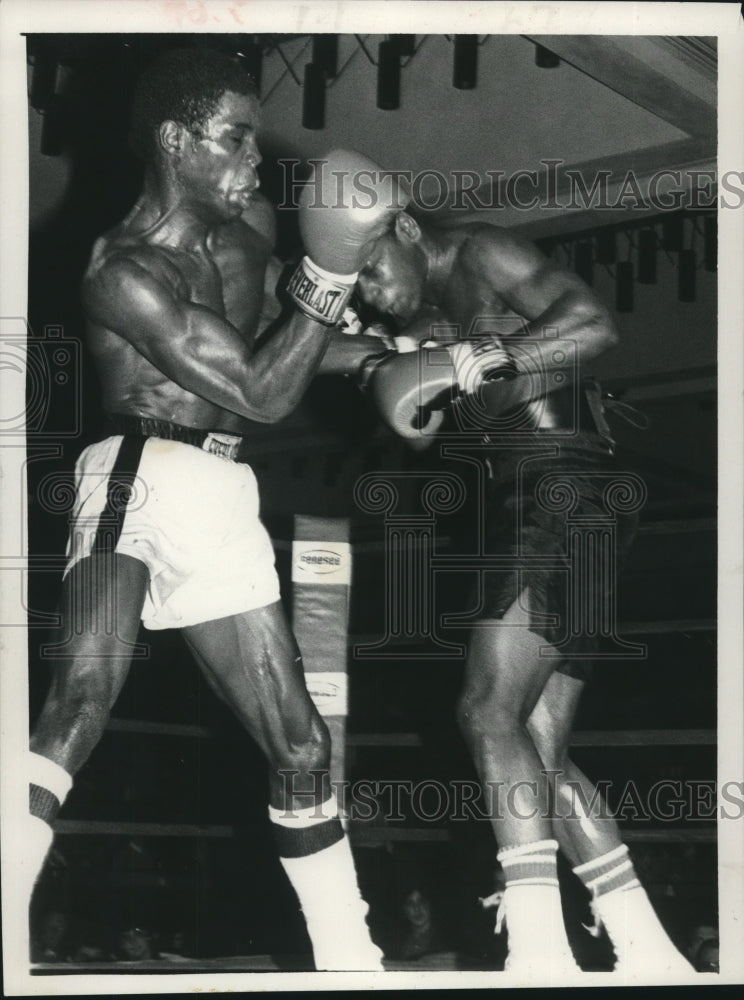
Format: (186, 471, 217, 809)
(480, 431, 640, 681)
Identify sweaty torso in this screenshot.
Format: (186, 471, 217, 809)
(85, 210, 274, 434)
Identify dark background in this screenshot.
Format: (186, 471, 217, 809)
(25, 34, 717, 967)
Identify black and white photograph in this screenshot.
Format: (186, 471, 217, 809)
(1, 0, 742, 992)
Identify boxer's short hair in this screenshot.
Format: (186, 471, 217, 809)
(129, 47, 257, 160)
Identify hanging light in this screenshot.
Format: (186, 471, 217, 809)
(662, 214, 684, 252)
(534, 43, 560, 68)
(595, 229, 617, 265)
(29, 38, 58, 111)
(302, 63, 325, 129)
(574, 241, 594, 286)
(637, 228, 657, 284)
(312, 34, 338, 78)
(377, 37, 400, 110)
(397, 35, 416, 57)
(616, 261, 634, 312)
(40, 98, 64, 156)
(703, 216, 717, 272)
(453, 35, 478, 89)
(678, 249, 696, 302)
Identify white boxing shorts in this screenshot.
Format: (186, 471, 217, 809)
(64, 435, 281, 630)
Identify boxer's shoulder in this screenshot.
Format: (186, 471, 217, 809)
(455, 222, 518, 263)
(453, 222, 550, 290)
(83, 234, 189, 315)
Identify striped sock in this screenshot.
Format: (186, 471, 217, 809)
(496, 839, 578, 974)
(573, 845, 690, 972)
(573, 843, 640, 900)
(29, 751, 73, 826)
(498, 837, 561, 889)
(270, 795, 382, 971)
(26, 753, 73, 933)
(269, 796, 344, 858)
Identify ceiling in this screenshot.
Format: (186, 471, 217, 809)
(258, 33, 717, 236)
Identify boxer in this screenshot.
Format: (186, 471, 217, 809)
(27, 52, 398, 971)
(342, 151, 693, 979)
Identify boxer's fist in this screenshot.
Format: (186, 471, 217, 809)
(365, 340, 522, 441)
(363, 348, 456, 440)
(287, 149, 409, 326)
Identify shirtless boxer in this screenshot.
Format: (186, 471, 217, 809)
(334, 150, 693, 978)
(26, 53, 397, 971)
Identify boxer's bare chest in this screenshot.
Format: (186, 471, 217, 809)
(154, 232, 265, 337)
(87, 223, 267, 428)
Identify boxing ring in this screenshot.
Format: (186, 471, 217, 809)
(32, 497, 717, 974)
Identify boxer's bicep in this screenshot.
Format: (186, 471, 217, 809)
(84, 257, 331, 423)
(84, 257, 253, 392)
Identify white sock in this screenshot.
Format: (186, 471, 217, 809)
(574, 845, 692, 976)
(25, 752, 73, 961)
(270, 795, 383, 971)
(497, 839, 579, 977)
(28, 752, 72, 884)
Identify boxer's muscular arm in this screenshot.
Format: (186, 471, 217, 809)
(84, 255, 330, 424)
(318, 329, 396, 375)
(468, 227, 618, 373)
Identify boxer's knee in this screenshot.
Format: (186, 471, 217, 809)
(457, 688, 524, 751)
(33, 665, 118, 754)
(270, 711, 331, 776)
(295, 714, 332, 774)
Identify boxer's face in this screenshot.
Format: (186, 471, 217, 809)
(174, 90, 262, 221)
(357, 223, 426, 325)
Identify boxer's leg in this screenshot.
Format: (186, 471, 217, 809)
(181, 602, 382, 971)
(528, 672, 692, 974)
(28, 554, 147, 925)
(456, 589, 578, 974)
(526, 669, 621, 864)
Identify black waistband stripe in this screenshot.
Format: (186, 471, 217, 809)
(91, 434, 147, 555)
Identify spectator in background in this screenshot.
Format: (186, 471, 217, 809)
(399, 888, 438, 960)
(389, 869, 449, 961)
(158, 929, 192, 961)
(117, 925, 156, 962)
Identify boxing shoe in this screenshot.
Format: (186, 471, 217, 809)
(306, 896, 384, 972)
(494, 885, 582, 983)
(592, 886, 695, 982)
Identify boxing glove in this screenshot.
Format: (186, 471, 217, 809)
(287, 149, 410, 326)
(363, 347, 455, 440)
(365, 341, 528, 441)
(448, 338, 519, 391)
